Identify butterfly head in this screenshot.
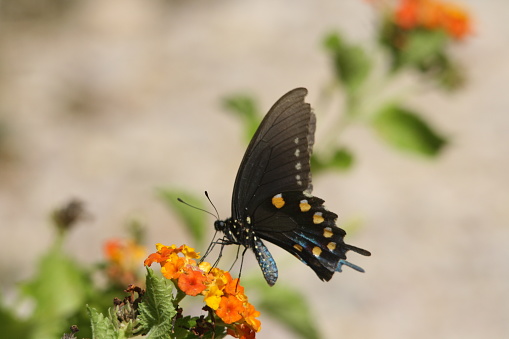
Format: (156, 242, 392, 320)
(214, 219, 226, 232)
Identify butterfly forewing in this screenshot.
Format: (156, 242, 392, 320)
(231, 88, 315, 218)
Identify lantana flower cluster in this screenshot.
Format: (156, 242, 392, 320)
(104, 238, 146, 286)
(393, 0, 471, 40)
(144, 244, 261, 338)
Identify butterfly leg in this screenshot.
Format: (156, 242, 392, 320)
(227, 245, 243, 272)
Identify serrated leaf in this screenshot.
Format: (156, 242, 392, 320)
(88, 306, 117, 339)
(158, 189, 206, 248)
(324, 32, 372, 93)
(138, 268, 176, 339)
(222, 94, 260, 143)
(107, 306, 137, 338)
(372, 104, 447, 156)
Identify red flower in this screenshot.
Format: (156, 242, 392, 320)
(178, 267, 207, 296)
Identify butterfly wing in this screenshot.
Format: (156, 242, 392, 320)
(231, 87, 315, 219)
(227, 87, 370, 284)
(252, 191, 371, 281)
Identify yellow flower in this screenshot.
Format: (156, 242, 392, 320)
(203, 284, 223, 310)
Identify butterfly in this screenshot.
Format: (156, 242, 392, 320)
(213, 87, 371, 286)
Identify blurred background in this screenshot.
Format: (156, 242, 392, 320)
(0, 0, 508, 338)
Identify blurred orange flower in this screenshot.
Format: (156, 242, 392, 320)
(104, 238, 146, 286)
(394, 0, 471, 39)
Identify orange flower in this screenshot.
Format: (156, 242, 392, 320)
(224, 277, 245, 297)
(241, 303, 261, 332)
(439, 3, 471, 39)
(161, 254, 186, 280)
(216, 295, 244, 324)
(395, 0, 420, 29)
(393, 0, 471, 39)
(178, 267, 207, 296)
(104, 238, 146, 285)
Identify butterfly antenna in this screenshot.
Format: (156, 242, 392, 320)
(176, 197, 218, 219)
(204, 191, 220, 220)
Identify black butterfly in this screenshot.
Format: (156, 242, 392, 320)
(213, 88, 371, 286)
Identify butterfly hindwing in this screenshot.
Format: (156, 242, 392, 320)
(253, 191, 358, 281)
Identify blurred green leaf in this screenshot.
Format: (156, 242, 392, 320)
(372, 103, 447, 156)
(323, 32, 372, 94)
(434, 56, 465, 91)
(158, 189, 207, 248)
(312, 148, 355, 172)
(400, 29, 448, 69)
(0, 296, 32, 338)
(378, 24, 464, 90)
(20, 240, 92, 339)
(222, 95, 261, 142)
(138, 268, 176, 338)
(245, 277, 320, 339)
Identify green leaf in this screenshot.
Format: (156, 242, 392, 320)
(138, 268, 177, 339)
(158, 189, 207, 248)
(172, 315, 226, 339)
(329, 148, 354, 169)
(222, 94, 261, 143)
(0, 296, 32, 338)
(88, 306, 117, 339)
(20, 240, 92, 339)
(312, 148, 355, 172)
(247, 279, 320, 339)
(323, 32, 372, 94)
(87, 302, 139, 339)
(400, 29, 448, 69)
(372, 104, 447, 156)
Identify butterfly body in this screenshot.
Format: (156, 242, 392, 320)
(215, 88, 370, 285)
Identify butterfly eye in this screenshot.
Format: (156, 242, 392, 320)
(214, 220, 225, 231)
